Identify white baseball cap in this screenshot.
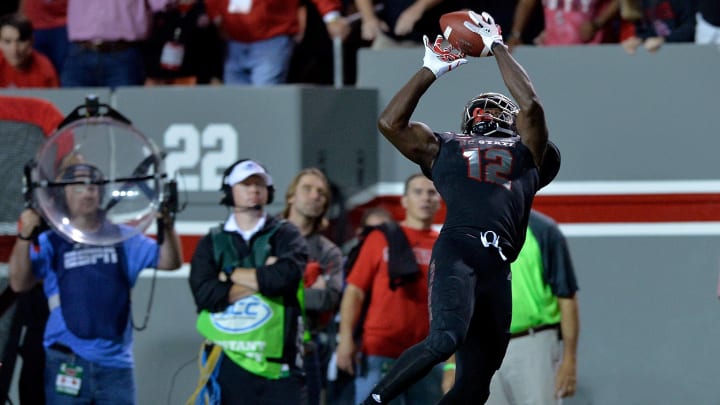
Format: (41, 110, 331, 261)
(224, 160, 273, 187)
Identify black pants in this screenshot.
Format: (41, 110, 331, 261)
(366, 232, 512, 404)
(304, 339, 322, 405)
(0, 284, 48, 405)
(217, 356, 307, 405)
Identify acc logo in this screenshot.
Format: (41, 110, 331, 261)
(210, 296, 273, 333)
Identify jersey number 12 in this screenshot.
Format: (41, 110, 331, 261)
(463, 148, 512, 189)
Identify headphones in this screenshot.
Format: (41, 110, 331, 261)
(220, 159, 275, 206)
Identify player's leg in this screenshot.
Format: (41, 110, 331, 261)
(354, 355, 389, 404)
(440, 250, 511, 404)
(403, 362, 444, 405)
(362, 233, 476, 404)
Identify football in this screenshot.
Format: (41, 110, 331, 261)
(439, 11, 484, 57)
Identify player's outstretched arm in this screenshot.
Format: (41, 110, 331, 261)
(378, 35, 465, 171)
(493, 44, 548, 167)
(465, 11, 549, 167)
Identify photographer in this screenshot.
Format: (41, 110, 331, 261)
(8, 161, 182, 404)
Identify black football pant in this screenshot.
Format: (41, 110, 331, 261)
(218, 356, 307, 405)
(364, 232, 512, 404)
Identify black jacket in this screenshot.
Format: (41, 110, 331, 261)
(189, 216, 308, 313)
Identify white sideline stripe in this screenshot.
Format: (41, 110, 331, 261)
(346, 180, 720, 206)
(140, 265, 190, 278)
(160, 221, 218, 234)
(136, 180, 720, 279)
(153, 180, 720, 235)
(539, 180, 720, 195)
(346, 182, 405, 206)
(171, 222, 720, 237)
(558, 222, 720, 237)
(167, 178, 720, 236)
(140, 221, 720, 278)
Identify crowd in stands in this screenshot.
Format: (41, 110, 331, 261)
(1, 0, 716, 89)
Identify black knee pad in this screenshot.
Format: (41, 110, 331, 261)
(425, 330, 458, 359)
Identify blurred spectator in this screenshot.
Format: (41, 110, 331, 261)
(621, 0, 696, 54)
(695, 0, 720, 44)
(282, 168, 344, 405)
(336, 173, 444, 405)
(0, 285, 48, 405)
(8, 168, 182, 404)
(143, 0, 224, 86)
(0, 1, 20, 17)
(61, 0, 175, 87)
(509, 0, 619, 49)
(287, 0, 350, 85)
(0, 95, 63, 405)
(205, 0, 349, 86)
(0, 13, 58, 88)
(327, 206, 393, 405)
(357, 207, 393, 229)
(340, 206, 394, 256)
(464, 0, 544, 46)
(618, 0, 643, 41)
(19, 0, 68, 75)
(355, 0, 456, 48)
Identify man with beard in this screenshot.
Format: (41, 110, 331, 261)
(281, 168, 344, 405)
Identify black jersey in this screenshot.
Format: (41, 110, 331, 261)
(426, 132, 560, 262)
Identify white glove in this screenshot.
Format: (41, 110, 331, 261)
(422, 35, 467, 78)
(464, 11, 504, 56)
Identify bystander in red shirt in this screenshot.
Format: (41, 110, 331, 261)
(0, 50, 58, 87)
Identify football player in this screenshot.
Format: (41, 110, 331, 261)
(361, 10, 560, 405)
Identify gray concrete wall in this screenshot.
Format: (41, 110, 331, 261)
(567, 236, 720, 404)
(357, 44, 720, 183)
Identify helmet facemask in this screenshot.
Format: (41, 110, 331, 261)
(461, 93, 519, 137)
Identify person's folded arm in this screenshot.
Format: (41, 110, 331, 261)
(253, 223, 308, 297)
(189, 235, 233, 313)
